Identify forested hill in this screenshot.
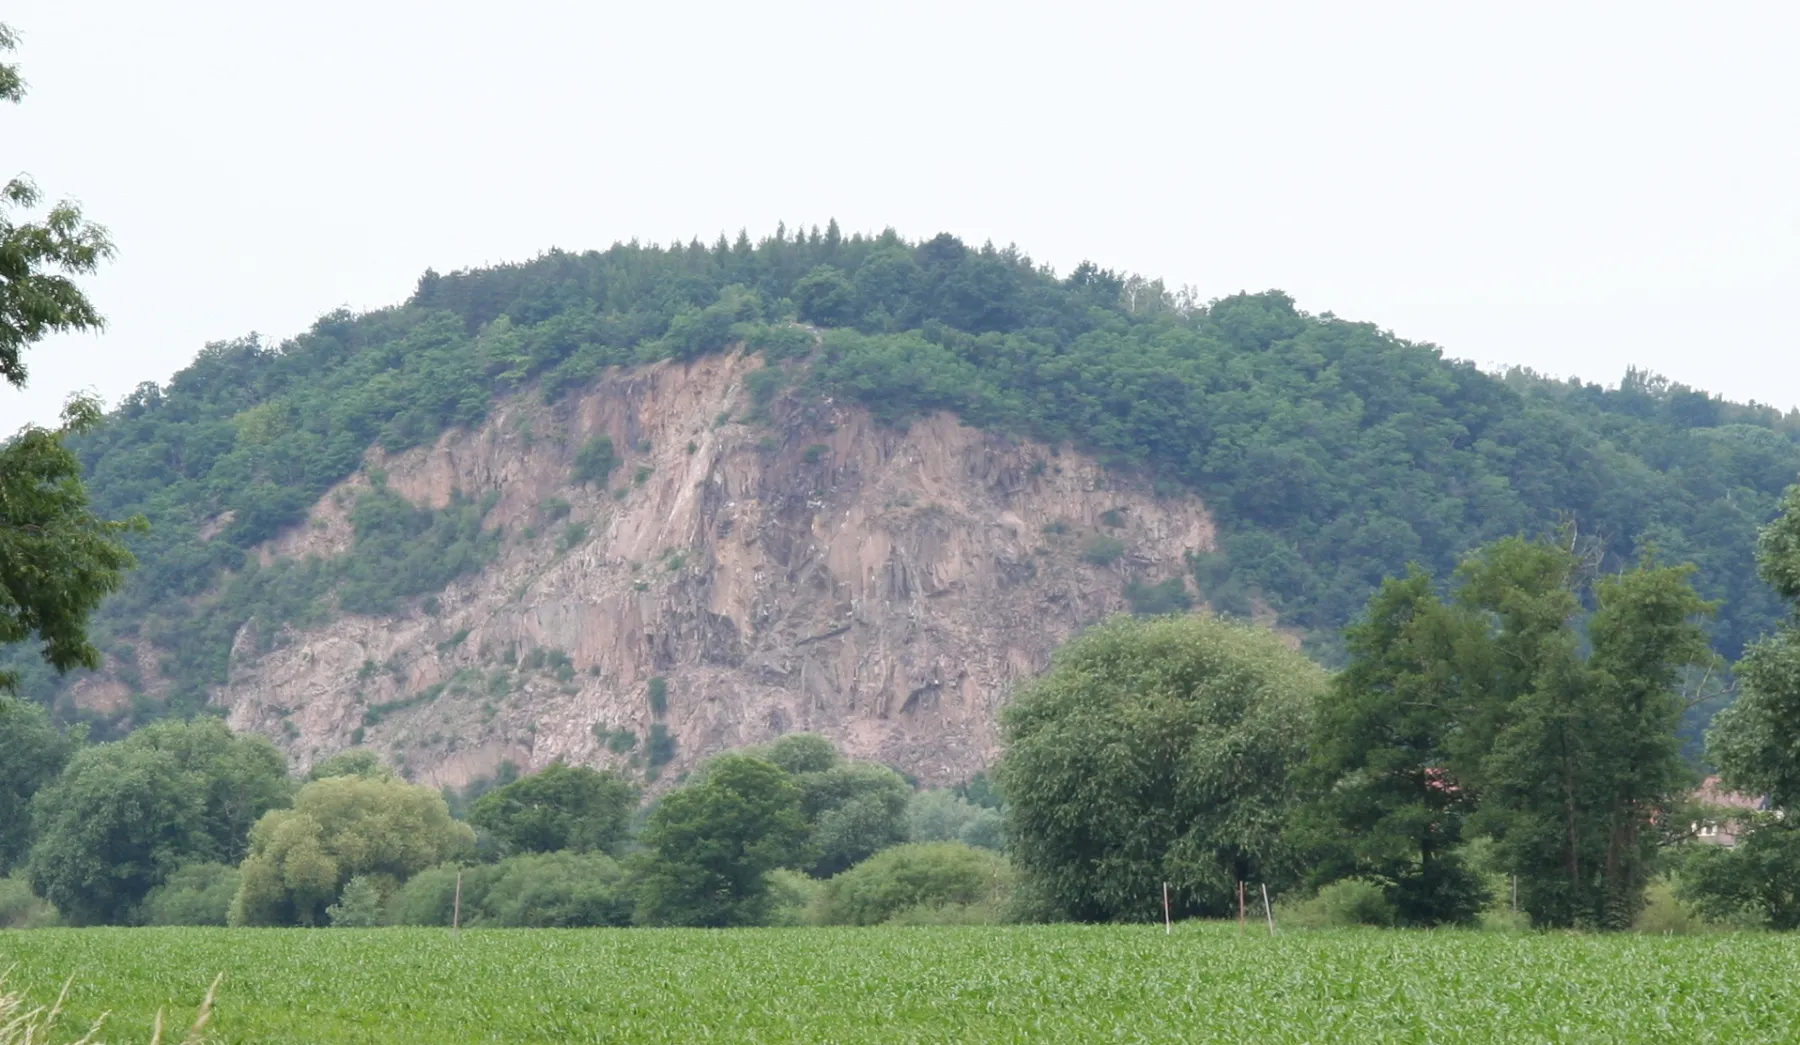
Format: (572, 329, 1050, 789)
(11, 224, 1799, 726)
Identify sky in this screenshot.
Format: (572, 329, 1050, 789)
(3, 0, 1796, 431)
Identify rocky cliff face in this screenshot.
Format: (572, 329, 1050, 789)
(211, 352, 1217, 787)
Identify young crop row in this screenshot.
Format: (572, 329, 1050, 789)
(1, 924, 1795, 1044)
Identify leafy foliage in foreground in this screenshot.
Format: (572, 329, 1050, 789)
(3, 925, 1800, 1044)
(7, 225, 1797, 730)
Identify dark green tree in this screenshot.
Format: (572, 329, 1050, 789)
(1688, 485, 1800, 926)
(1299, 569, 1491, 925)
(1, 397, 140, 695)
(468, 762, 638, 856)
(476, 851, 632, 927)
(632, 754, 807, 926)
(1709, 485, 1800, 809)
(0, 695, 72, 872)
(793, 761, 912, 878)
(26, 718, 291, 924)
(1460, 539, 1713, 929)
(792, 265, 856, 326)
(999, 614, 1326, 922)
(763, 732, 838, 775)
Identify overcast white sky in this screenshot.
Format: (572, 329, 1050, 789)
(3, 1, 1796, 431)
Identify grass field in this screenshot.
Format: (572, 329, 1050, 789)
(2, 924, 1795, 1044)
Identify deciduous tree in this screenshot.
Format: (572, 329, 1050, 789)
(230, 773, 472, 926)
(27, 718, 290, 924)
(632, 754, 807, 927)
(1000, 614, 1326, 922)
(468, 762, 637, 856)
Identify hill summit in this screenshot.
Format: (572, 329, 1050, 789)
(10, 226, 1798, 782)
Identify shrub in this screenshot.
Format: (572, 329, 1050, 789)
(744, 367, 783, 420)
(572, 435, 618, 486)
(387, 864, 497, 927)
(1287, 879, 1396, 929)
(1124, 577, 1193, 616)
(814, 843, 1012, 926)
(1633, 880, 1707, 935)
(557, 522, 588, 552)
(0, 874, 58, 929)
(478, 852, 632, 928)
(765, 868, 823, 927)
(139, 863, 239, 926)
(1080, 535, 1126, 566)
(327, 875, 387, 927)
(906, 790, 1004, 852)
(885, 900, 1001, 926)
(647, 724, 677, 769)
(607, 730, 638, 754)
(308, 749, 391, 781)
(746, 324, 815, 361)
(647, 677, 668, 716)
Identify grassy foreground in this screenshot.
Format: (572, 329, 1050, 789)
(1, 923, 1795, 1044)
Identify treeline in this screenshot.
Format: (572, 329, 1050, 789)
(4, 486, 1800, 932)
(0, 723, 1003, 929)
(8, 225, 1798, 737)
(1000, 485, 1800, 931)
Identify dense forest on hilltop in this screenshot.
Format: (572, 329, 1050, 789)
(6, 223, 1797, 735)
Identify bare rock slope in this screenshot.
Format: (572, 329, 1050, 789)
(220, 353, 1217, 787)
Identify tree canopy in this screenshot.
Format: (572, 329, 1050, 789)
(0, 695, 72, 873)
(632, 753, 808, 927)
(1302, 536, 1715, 929)
(230, 773, 473, 926)
(0, 23, 115, 389)
(467, 762, 638, 856)
(26, 717, 290, 924)
(999, 613, 1327, 921)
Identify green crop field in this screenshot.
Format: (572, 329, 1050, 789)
(1, 924, 1795, 1044)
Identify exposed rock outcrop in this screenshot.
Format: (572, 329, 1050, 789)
(216, 352, 1217, 786)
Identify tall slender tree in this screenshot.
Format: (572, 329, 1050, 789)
(1312, 536, 1715, 929)
(1687, 486, 1800, 927)
(1299, 569, 1492, 925)
(1461, 539, 1713, 929)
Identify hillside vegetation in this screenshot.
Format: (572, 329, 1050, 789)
(8, 224, 1797, 727)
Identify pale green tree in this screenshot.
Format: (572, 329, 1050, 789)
(1000, 613, 1327, 921)
(230, 774, 473, 926)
